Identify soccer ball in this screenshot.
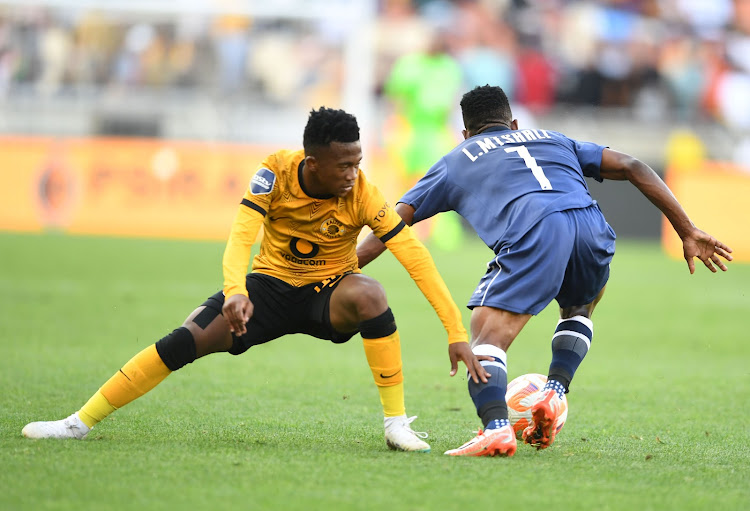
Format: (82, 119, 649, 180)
(505, 373, 568, 439)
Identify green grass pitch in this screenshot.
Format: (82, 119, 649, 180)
(1, 232, 748, 510)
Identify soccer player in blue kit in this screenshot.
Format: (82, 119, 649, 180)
(357, 85, 733, 457)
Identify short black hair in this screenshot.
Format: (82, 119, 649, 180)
(303, 107, 360, 153)
(460, 85, 513, 132)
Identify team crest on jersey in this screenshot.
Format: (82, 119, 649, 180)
(320, 218, 346, 238)
(250, 168, 276, 195)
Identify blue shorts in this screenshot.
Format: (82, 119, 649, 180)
(467, 204, 616, 315)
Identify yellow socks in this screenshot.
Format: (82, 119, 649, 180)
(362, 331, 405, 417)
(77, 391, 116, 428)
(77, 344, 171, 428)
(376, 382, 405, 418)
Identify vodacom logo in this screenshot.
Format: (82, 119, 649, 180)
(289, 237, 320, 259)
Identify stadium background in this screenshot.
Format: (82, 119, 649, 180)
(1, 4, 748, 510)
(0, 0, 747, 258)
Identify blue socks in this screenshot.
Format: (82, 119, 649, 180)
(485, 418, 510, 430)
(547, 315, 593, 394)
(468, 344, 509, 428)
(543, 378, 567, 399)
(466, 315, 592, 429)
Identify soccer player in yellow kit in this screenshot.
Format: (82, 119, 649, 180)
(22, 107, 489, 452)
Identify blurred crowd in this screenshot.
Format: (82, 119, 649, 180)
(0, 8, 344, 106)
(378, 0, 750, 133)
(0, 0, 748, 134)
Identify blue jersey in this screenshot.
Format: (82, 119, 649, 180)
(400, 126, 606, 253)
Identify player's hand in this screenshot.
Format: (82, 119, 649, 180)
(681, 228, 733, 274)
(222, 294, 254, 336)
(449, 342, 491, 384)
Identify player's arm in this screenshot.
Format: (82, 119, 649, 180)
(222, 200, 264, 335)
(359, 160, 447, 269)
(599, 148, 732, 273)
(357, 202, 415, 268)
(383, 224, 489, 383)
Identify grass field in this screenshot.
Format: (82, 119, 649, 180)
(1, 231, 748, 511)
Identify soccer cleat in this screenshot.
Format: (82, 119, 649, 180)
(22, 412, 90, 440)
(444, 424, 517, 457)
(383, 415, 431, 452)
(522, 389, 562, 450)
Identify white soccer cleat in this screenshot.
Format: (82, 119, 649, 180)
(22, 412, 90, 439)
(383, 415, 431, 452)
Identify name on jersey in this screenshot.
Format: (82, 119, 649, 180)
(462, 130, 551, 162)
(250, 167, 276, 195)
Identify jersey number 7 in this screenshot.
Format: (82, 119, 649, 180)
(505, 145, 552, 190)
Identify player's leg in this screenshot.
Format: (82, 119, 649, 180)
(448, 212, 574, 456)
(444, 306, 529, 457)
(522, 290, 605, 450)
(329, 273, 429, 452)
(547, 204, 614, 399)
(22, 299, 234, 439)
(546, 286, 607, 397)
(524, 205, 615, 449)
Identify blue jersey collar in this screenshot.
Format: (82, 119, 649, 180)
(475, 125, 512, 136)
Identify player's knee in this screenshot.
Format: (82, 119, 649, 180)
(155, 327, 197, 371)
(350, 277, 388, 318)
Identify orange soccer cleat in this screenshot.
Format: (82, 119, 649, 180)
(522, 389, 563, 450)
(444, 425, 517, 457)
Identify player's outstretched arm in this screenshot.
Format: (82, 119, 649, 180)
(383, 226, 489, 384)
(357, 203, 416, 268)
(358, 204, 488, 382)
(599, 148, 733, 274)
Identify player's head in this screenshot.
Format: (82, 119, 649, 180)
(303, 107, 362, 198)
(460, 85, 515, 137)
(303, 107, 360, 152)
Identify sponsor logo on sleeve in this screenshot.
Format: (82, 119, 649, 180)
(373, 201, 390, 222)
(250, 168, 276, 195)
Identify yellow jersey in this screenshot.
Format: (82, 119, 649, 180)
(222, 148, 468, 344)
